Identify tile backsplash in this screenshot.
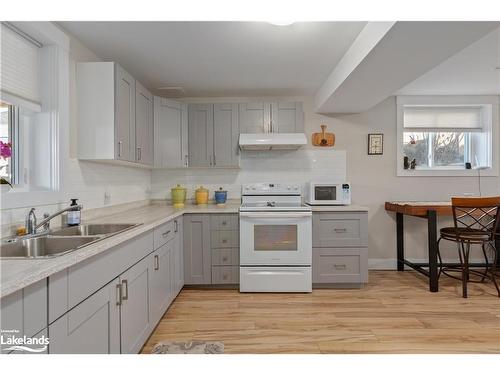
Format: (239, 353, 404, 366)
(151, 149, 347, 201)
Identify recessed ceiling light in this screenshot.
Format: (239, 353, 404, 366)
(268, 21, 295, 26)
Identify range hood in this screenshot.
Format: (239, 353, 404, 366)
(239, 133, 307, 151)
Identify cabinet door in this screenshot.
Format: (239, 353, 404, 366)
(183, 214, 211, 285)
(48, 279, 120, 354)
(172, 218, 184, 297)
(154, 98, 189, 168)
(213, 103, 239, 167)
(114, 64, 136, 161)
(271, 101, 303, 133)
(120, 256, 152, 354)
(188, 104, 214, 167)
(238, 102, 271, 134)
(135, 81, 153, 165)
(149, 245, 172, 326)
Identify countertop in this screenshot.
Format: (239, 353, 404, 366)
(0, 201, 239, 298)
(0, 201, 367, 298)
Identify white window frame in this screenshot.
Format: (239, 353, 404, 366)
(396, 95, 499, 177)
(0, 22, 69, 209)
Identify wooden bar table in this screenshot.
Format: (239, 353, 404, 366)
(385, 201, 500, 293)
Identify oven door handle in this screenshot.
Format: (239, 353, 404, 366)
(239, 212, 312, 219)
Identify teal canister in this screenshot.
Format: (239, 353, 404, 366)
(214, 187, 227, 206)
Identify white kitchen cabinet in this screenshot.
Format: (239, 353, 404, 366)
(171, 218, 184, 297)
(154, 97, 188, 168)
(135, 81, 154, 165)
(188, 104, 214, 167)
(239, 101, 303, 134)
(238, 102, 270, 133)
(76, 62, 154, 166)
(188, 103, 239, 168)
(48, 279, 120, 354)
(149, 242, 173, 326)
(119, 255, 152, 354)
(0, 279, 48, 353)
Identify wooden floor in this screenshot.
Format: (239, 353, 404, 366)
(141, 271, 500, 354)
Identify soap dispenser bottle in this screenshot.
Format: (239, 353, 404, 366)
(67, 199, 81, 226)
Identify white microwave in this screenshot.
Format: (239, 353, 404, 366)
(305, 182, 351, 206)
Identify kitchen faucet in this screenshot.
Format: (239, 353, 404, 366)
(25, 203, 83, 235)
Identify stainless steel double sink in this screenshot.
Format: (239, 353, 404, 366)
(0, 223, 140, 259)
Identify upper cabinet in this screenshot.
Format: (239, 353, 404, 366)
(239, 101, 303, 134)
(135, 82, 154, 165)
(188, 103, 239, 168)
(76, 62, 153, 167)
(154, 98, 188, 168)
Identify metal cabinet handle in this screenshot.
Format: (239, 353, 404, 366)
(118, 141, 123, 157)
(222, 274, 228, 280)
(162, 230, 171, 237)
(174, 220, 178, 233)
(222, 256, 228, 262)
(116, 283, 123, 306)
(270, 120, 273, 133)
(137, 147, 142, 161)
(184, 155, 189, 167)
(222, 221, 227, 226)
(154, 254, 159, 271)
(334, 228, 347, 233)
(333, 264, 347, 270)
(121, 279, 128, 301)
(222, 239, 228, 243)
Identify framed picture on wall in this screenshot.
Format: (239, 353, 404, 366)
(368, 133, 383, 155)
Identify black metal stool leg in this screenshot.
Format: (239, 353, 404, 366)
(489, 242, 500, 297)
(481, 243, 489, 283)
(437, 237, 443, 279)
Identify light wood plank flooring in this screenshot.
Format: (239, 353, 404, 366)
(141, 271, 500, 354)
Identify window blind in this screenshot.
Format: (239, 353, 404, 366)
(403, 106, 483, 132)
(0, 23, 41, 105)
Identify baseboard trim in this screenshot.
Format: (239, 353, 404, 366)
(368, 258, 488, 270)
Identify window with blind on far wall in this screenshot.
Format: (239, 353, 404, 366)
(0, 22, 42, 187)
(398, 101, 494, 174)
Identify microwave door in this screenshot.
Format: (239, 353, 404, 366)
(315, 186, 337, 201)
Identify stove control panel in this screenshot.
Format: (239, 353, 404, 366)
(242, 183, 301, 195)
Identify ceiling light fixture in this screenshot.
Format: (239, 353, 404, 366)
(268, 21, 295, 26)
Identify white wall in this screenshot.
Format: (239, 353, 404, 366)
(152, 96, 500, 267)
(0, 29, 151, 236)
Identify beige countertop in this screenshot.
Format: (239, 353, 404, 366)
(0, 201, 239, 298)
(0, 200, 368, 298)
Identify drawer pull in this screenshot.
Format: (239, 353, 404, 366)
(162, 230, 171, 237)
(154, 254, 159, 270)
(222, 221, 227, 225)
(222, 256, 228, 262)
(333, 264, 347, 270)
(222, 239, 228, 243)
(334, 228, 347, 233)
(222, 274, 228, 280)
(174, 220, 178, 233)
(116, 283, 123, 306)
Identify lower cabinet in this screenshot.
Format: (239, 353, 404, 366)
(183, 214, 211, 285)
(149, 242, 173, 325)
(312, 247, 368, 284)
(48, 278, 120, 354)
(171, 218, 184, 297)
(119, 255, 152, 354)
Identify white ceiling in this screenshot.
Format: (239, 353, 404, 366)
(398, 27, 500, 95)
(59, 21, 366, 97)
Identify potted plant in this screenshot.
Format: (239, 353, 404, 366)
(0, 140, 13, 188)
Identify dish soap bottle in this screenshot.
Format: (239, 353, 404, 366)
(67, 199, 81, 226)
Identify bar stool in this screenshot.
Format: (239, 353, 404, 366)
(437, 196, 500, 298)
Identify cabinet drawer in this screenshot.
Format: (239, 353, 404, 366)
(211, 248, 239, 266)
(210, 214, 239, 231)
(153, 220, 176, 249)
(312, 212, 368, 247)
(212, 266, 239, 284)
(211, 230, 239, 248)
(312, 247, 368, 284)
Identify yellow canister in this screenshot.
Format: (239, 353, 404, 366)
(171, 184, 187, 208)
(195, 185, 209, 205)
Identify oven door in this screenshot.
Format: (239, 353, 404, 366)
(239, 211, 312, 266)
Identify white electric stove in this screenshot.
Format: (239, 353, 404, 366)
(239, 183, 312, 293)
